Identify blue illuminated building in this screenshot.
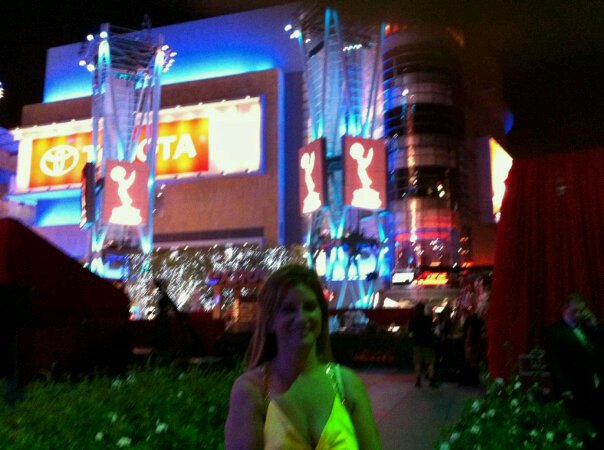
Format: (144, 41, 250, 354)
(44, 5, 304, 103)
(8, 3, 306, 262)
(1, 3, 510, 307)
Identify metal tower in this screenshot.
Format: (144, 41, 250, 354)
(382, 25, 465, 271)
(80, 22, 175, 278)
(291, 6, 389, 307)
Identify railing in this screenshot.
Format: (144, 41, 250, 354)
(518, 351, 552, 394)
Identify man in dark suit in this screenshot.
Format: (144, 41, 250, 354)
(545, 293, 603, 440)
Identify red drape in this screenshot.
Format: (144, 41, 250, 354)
(487, 148, 604, 379)
(0, 218, 130, 381)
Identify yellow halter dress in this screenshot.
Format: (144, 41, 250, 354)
(263, 363, 359, 450)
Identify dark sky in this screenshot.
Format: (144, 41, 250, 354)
(1, 0, 603, 157)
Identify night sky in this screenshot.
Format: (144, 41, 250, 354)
(1, 0, 603, 157)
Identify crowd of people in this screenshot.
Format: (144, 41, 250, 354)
(407, 299, 487, 389)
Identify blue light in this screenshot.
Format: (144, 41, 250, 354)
(277, 70, 285, 244)
(102, 253, 129, 280)
(0, 169, 12, 183)
(44, 4, 303, 103)
(504, 109, 515, 135)
(7, 188, 80, 203)
(36, 197, 81, 226)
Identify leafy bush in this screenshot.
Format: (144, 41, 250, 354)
(436, 375, 596, 449)
(0, 365, 240, 449)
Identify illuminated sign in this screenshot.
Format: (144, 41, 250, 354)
(14, 97, 262, 192)
(298, 139, 326, 214)
(102, 160, 149, 226)
(206, 269, 265, 288)
(415, 271, 449, 286)
(139, 119, 209, 175)
(343, 136, 386, 210)
(392, 271, 415, 285)
(25, 121, 208, 189)
(29, 132, 93, 188)
(489, 138, 513, 222)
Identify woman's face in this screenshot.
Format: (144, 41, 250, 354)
(272, 283, 322, 353)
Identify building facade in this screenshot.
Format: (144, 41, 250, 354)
(383, 23, 510, 271)
(7, 4, 306, 261)
(1, 4, 511, 307)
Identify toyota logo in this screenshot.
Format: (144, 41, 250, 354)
(39, 145, 80, 177)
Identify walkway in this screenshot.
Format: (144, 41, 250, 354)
(359, 368, 484, 450)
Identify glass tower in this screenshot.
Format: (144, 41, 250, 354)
(383, 24, 466, 269)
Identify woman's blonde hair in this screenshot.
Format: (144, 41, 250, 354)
(246, 264, 333, 368)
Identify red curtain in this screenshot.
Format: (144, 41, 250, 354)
(487, 148, 604, 379)
(0, 218, 130, 381)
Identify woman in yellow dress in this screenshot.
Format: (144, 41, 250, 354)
(225, 264, 381, 449)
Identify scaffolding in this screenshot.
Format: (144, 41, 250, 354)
(292, 6, 389, 307)
(80, 22, 174, 278)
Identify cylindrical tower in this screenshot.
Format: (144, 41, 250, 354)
(382, 24, 465, 269)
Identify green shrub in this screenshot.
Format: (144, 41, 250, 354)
(436, 375, 596, 449)
(0, 365, 240, 449)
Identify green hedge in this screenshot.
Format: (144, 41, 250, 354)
(0, 366, 240, 449)
(436, 375, 596, 449)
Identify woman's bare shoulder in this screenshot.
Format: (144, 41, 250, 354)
(230, 366, 266, 403)
(338, 365, 369, 403)
(337, 365, 382, 449)
(226, 366, 267, 450)
(338, 365, 364, 386)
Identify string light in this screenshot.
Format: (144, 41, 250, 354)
(125, 245, 305, 318)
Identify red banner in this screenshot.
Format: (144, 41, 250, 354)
(343, 136, 386, 210)
(102, 160, 150, 226)
(298, 139, 326, 214)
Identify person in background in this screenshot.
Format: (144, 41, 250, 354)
(152, 278, 179, 365)
(544, 293, 603, 444)
(152, 278, 198, 365)
(435, 303, 456, 381)
(408, 302, 437, 388)
(460, 304, 487, 386)
(225, 264, 381, 449)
